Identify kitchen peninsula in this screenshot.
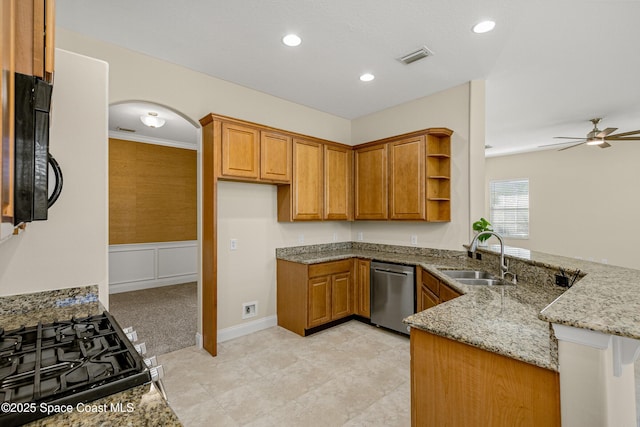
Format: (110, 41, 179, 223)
(276, 241, 640, 426)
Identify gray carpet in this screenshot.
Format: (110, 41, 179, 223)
(109, 282, 197, 356)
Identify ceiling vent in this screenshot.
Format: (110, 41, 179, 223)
(397, 46, 434, 65)
(116, 127, 136, 133)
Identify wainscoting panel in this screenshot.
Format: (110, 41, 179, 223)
(109, 241, 197, 293)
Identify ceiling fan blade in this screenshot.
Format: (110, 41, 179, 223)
(607, 130, 640, 138)
(553, 136, 587, 140)
(539, 140, 585, 148)
(596, 127, 617, 138)
(606, 136, 640, 141)
(559, 142, 586, 151)
(598, 142, 612, 149)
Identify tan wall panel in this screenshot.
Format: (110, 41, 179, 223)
(109, 138, 196, 244)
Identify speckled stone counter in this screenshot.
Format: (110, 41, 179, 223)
(276, 242, 640, 372)
(0, 286, 182, 427)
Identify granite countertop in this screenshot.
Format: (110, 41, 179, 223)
(0, 286, 182, 427)
(277, 242, 640, 372)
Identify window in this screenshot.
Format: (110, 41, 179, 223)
(489, 179, 529, 239)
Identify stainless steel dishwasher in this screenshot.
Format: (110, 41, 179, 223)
(370, 261, 415, 335)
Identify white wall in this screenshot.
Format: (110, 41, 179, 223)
(55, 29, 482, 334)
(0, 50, 109, 302)
(350, 82, 483, 250)
(486, 145, 640, 270)
(55, 29, 353, 335)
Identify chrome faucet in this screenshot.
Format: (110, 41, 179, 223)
(469, 231, 515, 283)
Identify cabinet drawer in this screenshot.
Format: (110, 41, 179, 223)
(422, 270, 440, 296)
(308, 259, 352, 278)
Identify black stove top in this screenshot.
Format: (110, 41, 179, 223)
(0, 311, 151, 426)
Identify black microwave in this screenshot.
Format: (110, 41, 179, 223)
(14, 72, 63, 224)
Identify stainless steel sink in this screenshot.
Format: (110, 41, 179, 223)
(440, 270, 514, 286)
(441, 270, 496, 279)
(455, 278, 507, 286)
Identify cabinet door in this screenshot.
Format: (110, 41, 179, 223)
(354, 144, 387, 219)
(292, 139, 323, 220)
(420, 285, 439, 311)
(440, 283, 461, 302)
(14, 0, 54, 82)
(331, 272, 352, 320)
(260, 131, 291, 182)
(1, 0, 14, 240)
(389, 136, 425, 220)
(221, 123, 259, 179)
(354, 259, 371, 318)
(324, 145, 352, 220)
(308, 276, 331, 328)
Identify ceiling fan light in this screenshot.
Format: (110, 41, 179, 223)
(140, 113, 166, 128)
(586, 138, 604, 146)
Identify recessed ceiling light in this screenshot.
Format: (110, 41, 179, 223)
(282, 34, 302, 47)
(359, 73, 375, 82)
(472, 20, 496, 34)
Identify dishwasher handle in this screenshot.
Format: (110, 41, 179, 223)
(373, 268, 411, 277)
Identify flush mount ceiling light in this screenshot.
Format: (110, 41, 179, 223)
(359, 73, 375, 82)
(140, 112, 165, 128)
(282, 34, 302, 47)
(472, 20, 496, 34)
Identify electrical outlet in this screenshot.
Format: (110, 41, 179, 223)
(298, 234, 304, 244)
(333, 232, 338, 242)
(242, 301, 257, 319)
(230, 238, 238, 251)
(357, 232, 363, 241)
(410, 235, 418, 245)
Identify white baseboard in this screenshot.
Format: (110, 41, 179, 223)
(109, 274, 198, 294)
(217, 315, 278, 343)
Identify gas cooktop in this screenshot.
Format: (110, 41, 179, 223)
(0, 311, 151, 426)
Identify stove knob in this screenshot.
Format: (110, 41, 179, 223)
(125, 330, 138, 342)
(134, 342, 147, 355)
(144, 355, 157, 368)
(150, 365, 165, 381)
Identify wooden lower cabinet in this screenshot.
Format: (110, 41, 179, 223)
(416, 268, 461, 311)
(277, 259, 354, 336)
(354, 258, 371, 318)
(411, 328, 561, 426)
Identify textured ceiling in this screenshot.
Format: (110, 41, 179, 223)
(57, 0, 640, 156)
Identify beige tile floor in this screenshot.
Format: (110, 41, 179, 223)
(158, 320, 411, 426)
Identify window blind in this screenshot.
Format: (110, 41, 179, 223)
(489, 179, 529, 239)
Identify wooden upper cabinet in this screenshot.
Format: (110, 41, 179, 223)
(260, 131, 291, 183)
(1, 0, 15, 240)
(389, 136, 425, 220)
(354, 144, 388, 220)
(292, 139, 323, 220)
(221, 123, 260, 180)
(15, 0, 55, 82)
(324, 144, 352, 220)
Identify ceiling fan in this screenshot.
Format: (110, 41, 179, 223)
(540, 118, 640, 151)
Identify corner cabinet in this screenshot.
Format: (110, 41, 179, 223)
(354, 127, 452, 222)
(277, 259, 354, 336)
(416, 268, 461, 312)
(324, 144, 352, 220)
